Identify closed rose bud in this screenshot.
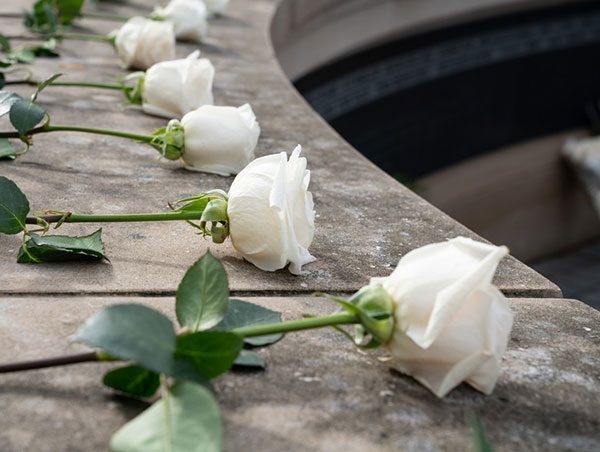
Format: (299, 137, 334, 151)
(152, 0, 208, 43)
(113, 17, 175, 70)
(227, 145, 316, 274)
(180, 104, 260, 175)
(142, 50, 215, 119)
(372, 237, 513, 397)
(203, 0, 229, 16)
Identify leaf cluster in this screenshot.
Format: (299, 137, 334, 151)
(0, 35, 59, 69)
(0, 73, 61, 158)
(0, 175, 108, 261)
(75, 252, 283, 451)
(24, 0, 85, 35)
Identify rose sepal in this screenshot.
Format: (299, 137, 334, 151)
(149, 119, 185, 160)
(317, 288, 395, 348)
(349, 284, 395, 344)
(200, 198, 229, 244)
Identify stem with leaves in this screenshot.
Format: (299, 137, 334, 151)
(0, 311, 358, 374)
(3, 78, 134, 93)
(0, 246, 393, 450)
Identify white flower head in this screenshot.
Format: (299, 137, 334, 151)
(153, 0, 208, 43)
(143, 50, 215, 119)
(180, 104, 260, 175)
(227, 145, 316, 274)
(113, 16, 176, 70)
(203, 0, 229, 16)
(373, 237, 513, 397)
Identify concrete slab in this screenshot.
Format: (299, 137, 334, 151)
(0, 295, 598, 451)
(0, 0, 559, 297)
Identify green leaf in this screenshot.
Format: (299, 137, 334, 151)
(169, 357, 213, 388)
(76, 304, 176, 375)
(213, 298, 283, 346)
(234, 349, 265, 368)
(469, 412, 494, 452)
(176, 252, 229, 332)
(17, 229, 108, 263)
(31, 73, 62, 102)
(110, 382, 222, 452)
(9, 99, 47, 136)
(25, 3, 57, 35)
(55, 0, 85, 24)
(12, 48, 36, 64)
(175, 331, 243, 379)
(103, 365, 160, 398)
(0, 35, 11, 53)
(0, 139, 17, 159)
(0, 91, 24, 117)
(30, 40, 60, 58)
(0, 176, 30, 234)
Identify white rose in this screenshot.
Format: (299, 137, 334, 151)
(142, 50, 215, 119)
(203, 0, 229, 16)
(227, 145, 316, 274)
(113, 17, 175, 70)
(180, 104, 260, 175)
(373, 237, 513, 397)
(152, 0, 208, 43)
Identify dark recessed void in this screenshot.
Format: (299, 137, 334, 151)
(295, 1, 600, 180)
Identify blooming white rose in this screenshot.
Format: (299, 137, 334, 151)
(203, 0, 229, 16)
(142, 50, 215, 119)
(180, 104, 260, 175)
(227, 145, 316, 274)
(372, 237, 513, 397)
(152, 0, 208, 43)
(113, 17, 175, 70)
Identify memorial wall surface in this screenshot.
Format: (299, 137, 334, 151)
(0, 0, 598, 451)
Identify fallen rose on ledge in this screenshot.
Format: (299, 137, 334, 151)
(179, 103, 260, 174)
(112, 16, 176, 69)
(1, 51, 215, 119)
(0, 238, 512, 450)
(0, 81, 258, 175)
(0, 146, 314, 274)
(373, 236, 513, 397)
(139, 50, 215, 119)
(151, 0, 209, 43)
(203, 0, 230, 16)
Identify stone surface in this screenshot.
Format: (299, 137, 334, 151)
(0, 295, 598, 452)
(1, 0, 595, 451)
(0, 0, 559, 297)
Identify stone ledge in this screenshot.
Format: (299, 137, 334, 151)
(0, 295, 597, 451)
(0, 0, 560, 297)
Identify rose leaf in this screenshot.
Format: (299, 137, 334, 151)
(110, 382, 222, 452)
(103, 365, 160, 398)
(0, 91, 24, 117)
(17, 229, 108, 263)
(174, 331, 243, 379)
(76, 304, 176, 375)
(233, 349, 265, 369)
(212, 298, 283, 346)
(9, 99, 46, 136)
(0, 176, 30, 234)
(176, 251, 229, 332)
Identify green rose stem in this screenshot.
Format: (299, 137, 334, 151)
(0, 312, 358, 373)
(0, 123, 171, 155)
(2, 32, 114, 44)
(0, 124, 149, 141)
(25, 211, 207, 225)
(0, 120, 184, 160)
(3, 78, 134, 94)
(0, 11, 129, 22)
